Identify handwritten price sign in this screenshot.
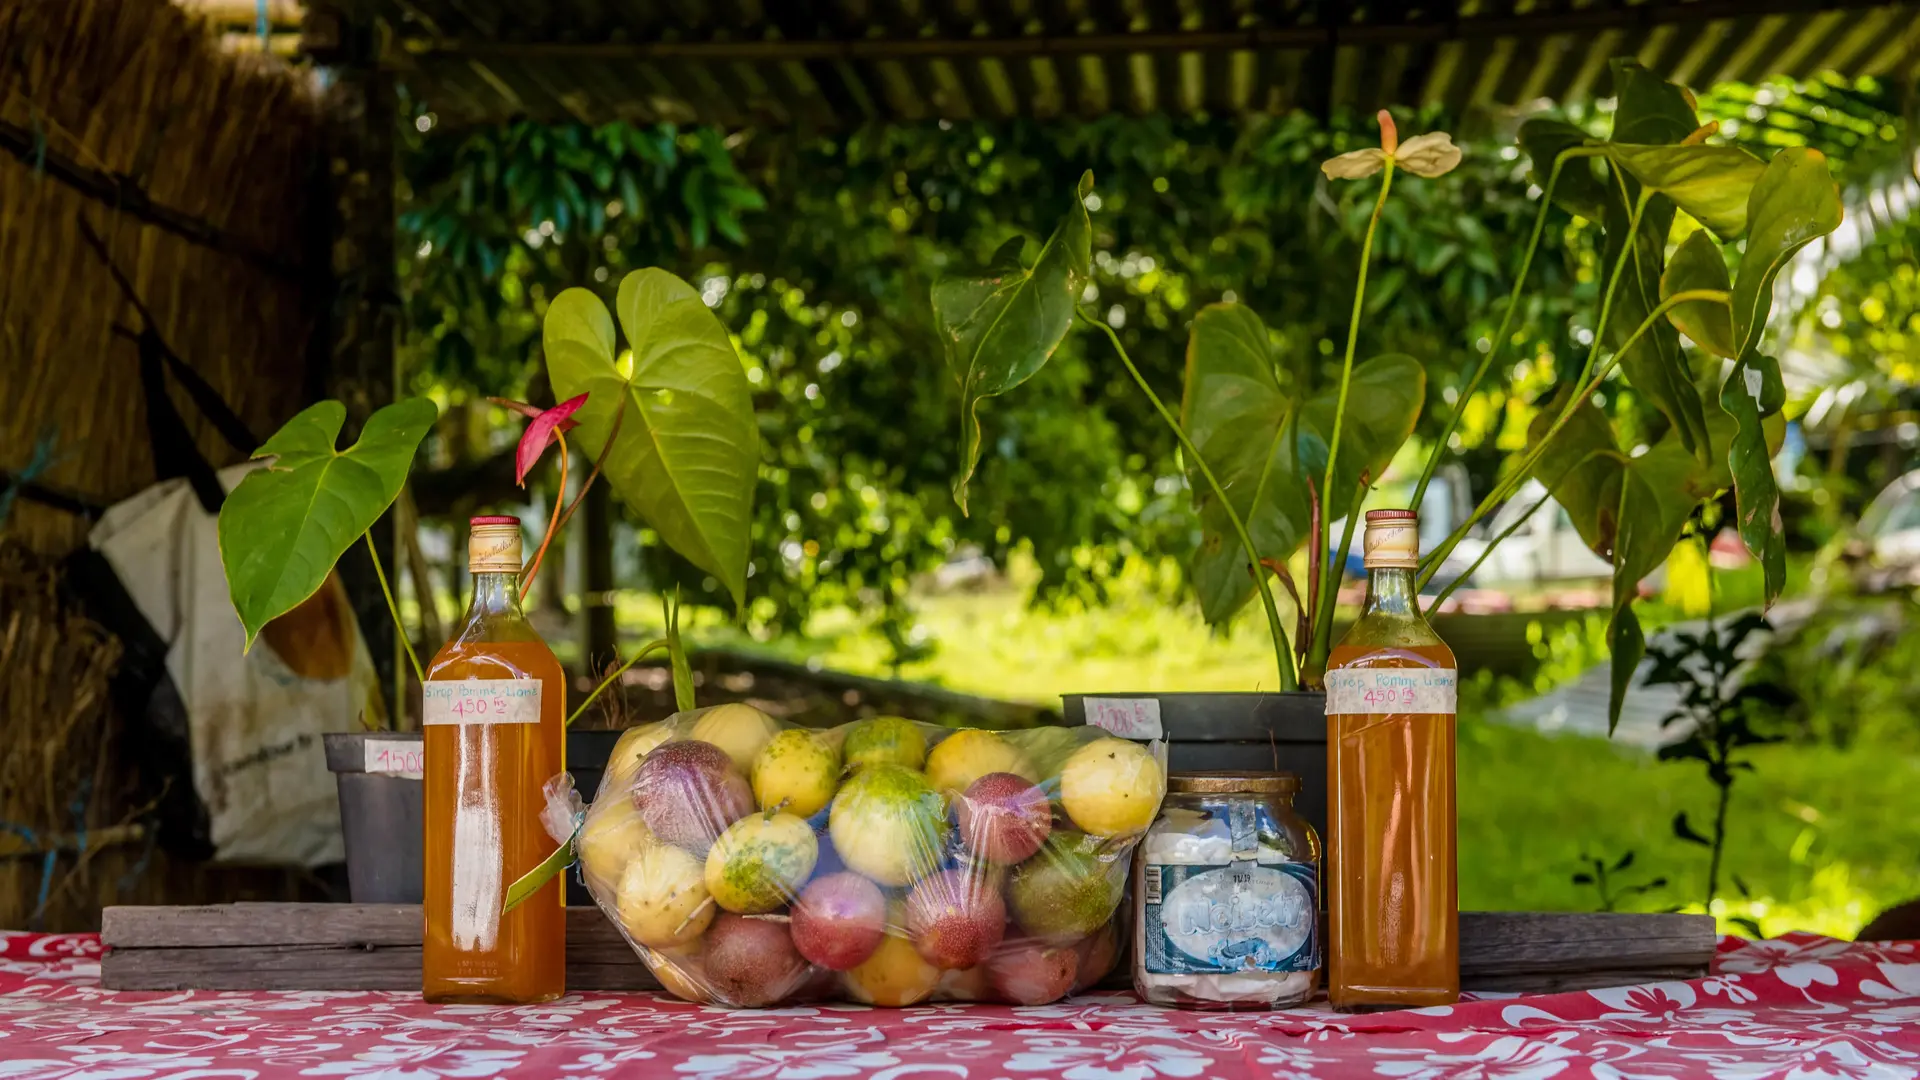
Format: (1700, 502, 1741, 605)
(1083, 698, 1165, 740)
(1324, 668, 1457, 716)
(1362, 686, 1420, 708)
(363, 739, 424, 778)
(422, 679, 542, 726)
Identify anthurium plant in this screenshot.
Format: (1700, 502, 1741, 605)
(934, 60, 1840, 729)
(216, 268, 759, 727)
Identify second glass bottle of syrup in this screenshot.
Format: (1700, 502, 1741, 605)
(423, 516, 566, 1003)
(1325, 509, 1459, 1011)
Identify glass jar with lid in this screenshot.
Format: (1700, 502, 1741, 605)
(1132, 771, 1322, 1009)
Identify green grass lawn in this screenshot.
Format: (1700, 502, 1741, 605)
(1457, 714, 1920, 937)
(604, 559, 1916, 938)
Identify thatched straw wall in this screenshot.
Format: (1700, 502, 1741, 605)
(0, 0, 321, 555)
(0, 0, 332, 928)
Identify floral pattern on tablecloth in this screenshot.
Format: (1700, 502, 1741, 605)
(1, 930, 1916, 1078)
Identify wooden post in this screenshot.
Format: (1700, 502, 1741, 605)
(307, 2, 403, 722)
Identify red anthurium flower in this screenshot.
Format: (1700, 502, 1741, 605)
(492, 394, 588, 487)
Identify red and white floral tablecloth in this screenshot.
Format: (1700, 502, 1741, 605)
(3, 931, 1918, 1079)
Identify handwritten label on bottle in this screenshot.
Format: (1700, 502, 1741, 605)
(1082, 697, 1165, 739)
(362, 738, 424, 778)
(422, 679, 542, 726)
(1324, 668, 1457, 715)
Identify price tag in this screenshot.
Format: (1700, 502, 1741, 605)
(1082, 697, 1164, 740)
(363, 738, 424, 779)
(1324, 668, 1457, 715)
(422, 679, 542, 726)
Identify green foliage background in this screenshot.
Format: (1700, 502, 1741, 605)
(398, 109, 1581, 649)
(395, 72, 1912, 663)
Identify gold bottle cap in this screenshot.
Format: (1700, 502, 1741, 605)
(1362, 509, 1420, 569)
(468, 516, 523, 574)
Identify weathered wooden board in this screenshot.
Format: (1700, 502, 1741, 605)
(101, 906, 647, 993)
(101, 904, 1716, 996)
(1458, 911, 1718, 994)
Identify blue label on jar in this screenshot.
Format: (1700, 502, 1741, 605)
(1142, 860, 1320, 975)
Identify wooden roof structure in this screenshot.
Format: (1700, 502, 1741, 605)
(319, 0, 1920, 129)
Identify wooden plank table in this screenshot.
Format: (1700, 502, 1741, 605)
(100, 903, 1716, 994)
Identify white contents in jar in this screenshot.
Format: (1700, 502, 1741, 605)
(1135, 807, 1318, 1006)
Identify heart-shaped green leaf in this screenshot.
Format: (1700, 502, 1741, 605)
(1660, 230, 1737, 359)
(1182, 303, 1424, 627)
(1518, 118, 1609, 222)
(1720, 147, 1840, 606)
(1730, 148, 1844, 360)
(1529, 389, 1724, 732)
(1608, 59, 1700, 146)
(935, 171, 1094, 515)
(1602, 190, 1713, 461)
(219, 398, 439, 649)
(545, 270, 760, 611)
(1722, 354, 1788, 606)
(1602, 144, 1767, 242)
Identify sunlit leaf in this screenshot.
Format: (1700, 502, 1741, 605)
(1602, 189, 1712, 461)
(1528, 388, 1722, 731)
(934, 171, 1094, 515)
(1722, 355, 1788, 606)
(545, 271, 760, 610)
(503, 834, 575, 913)
(1517, 118, 1608, 222)
(219, 398, 439, 649)
(1603, 144, 1767, 242)
(1660, 231, 1737, 359)
(1609, 60, 1700, 146)
(1730, 148, 1845, 359)
(1182, 303, 1424, 626)
(1720, 148, 1842, 606)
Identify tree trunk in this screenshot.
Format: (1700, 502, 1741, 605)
(582, 478, 618, 672)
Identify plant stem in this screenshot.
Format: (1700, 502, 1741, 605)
(1410, 157, 1567, 513)
(567, 638, 670, 727)
(553, 394, 630, 537)
(520, 429, 570, 600)
(1423, 483, 1554, 614)
(1304, 482, 1366, 685)
(1318, 163, 1395, 594)
(665, 588, 695, 712)
(1298, 162, 1396, 682)
(1416, 192, 1661, 587)
(1086, 314, 1299, 692)
(1707, 759, 1732, 906)
(365, 531, 424, 685)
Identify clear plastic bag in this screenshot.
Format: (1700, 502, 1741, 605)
(555, 704, 1167, 1007)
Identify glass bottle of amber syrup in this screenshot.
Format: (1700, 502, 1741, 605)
(423, 516, 566, 1003)
(1325, 509, 1458, 1011)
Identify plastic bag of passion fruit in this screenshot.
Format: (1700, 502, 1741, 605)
(560, 704, 1167, 1008)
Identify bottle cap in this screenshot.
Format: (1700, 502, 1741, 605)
(1167, 770, 1300, 796)
(469, 516, 522, 574)
(1362, 508, 1419, 569)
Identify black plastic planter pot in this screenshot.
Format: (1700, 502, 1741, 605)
(1060, 691, 1328, 845)
(324, 729, 623, 906)
(323, 731, 425, 904)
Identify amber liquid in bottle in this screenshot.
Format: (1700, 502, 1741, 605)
(1325, 510, 1458, 1011)
(423, 517, 566, 1003)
